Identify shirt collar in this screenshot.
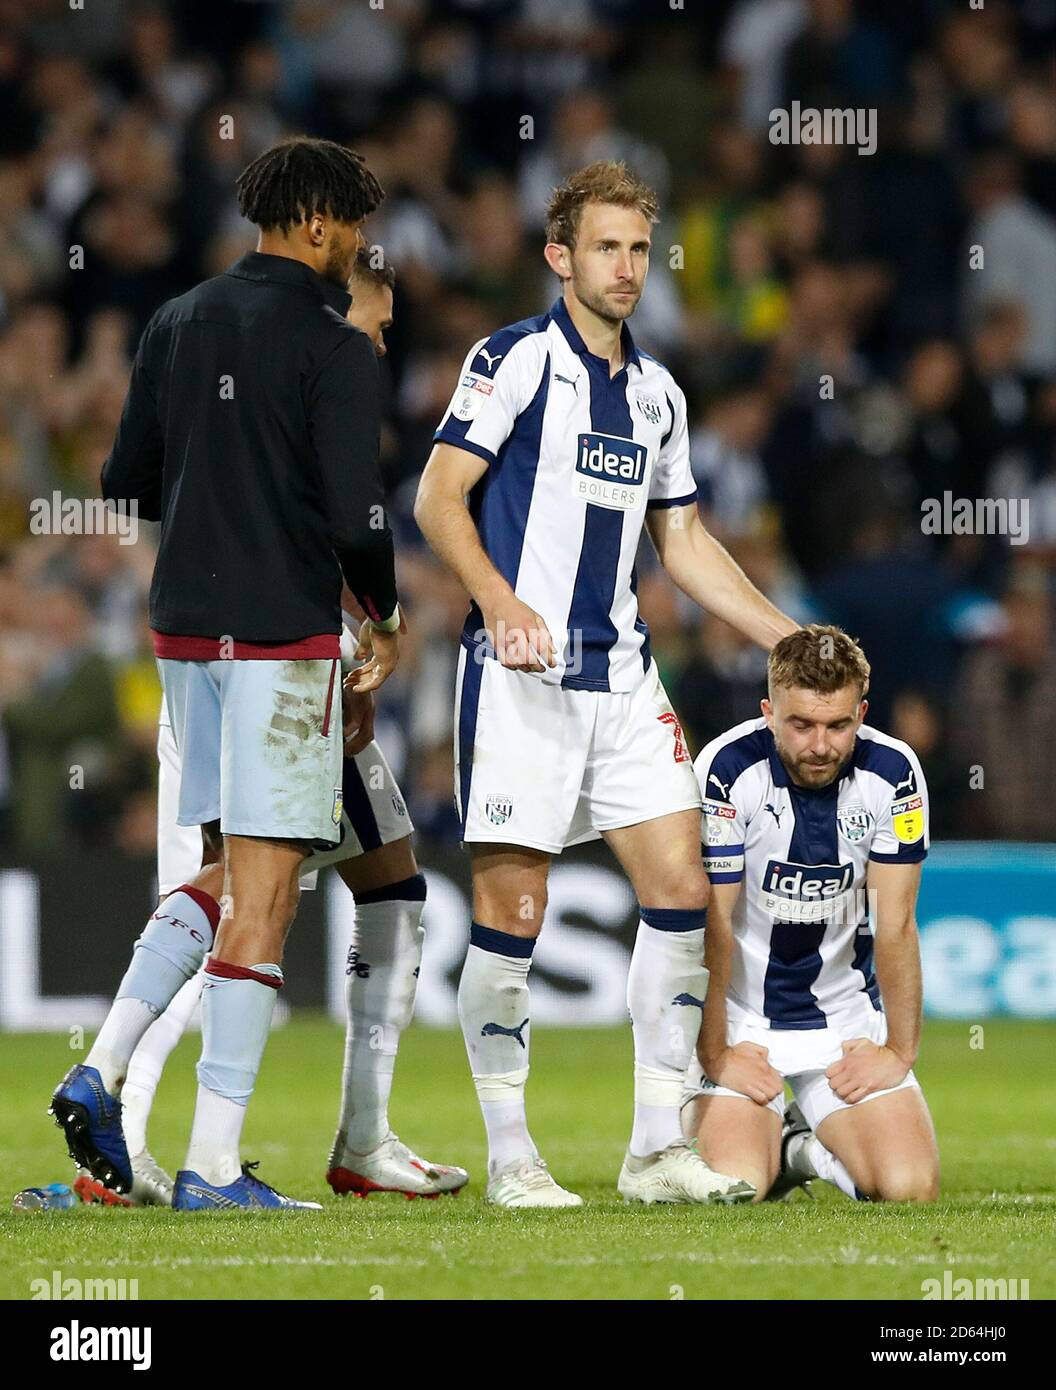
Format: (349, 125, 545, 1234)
(227, 251, 353, 316)
(550, 296, 642, 373)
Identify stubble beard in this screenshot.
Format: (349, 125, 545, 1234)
(572, 275, 641, 326)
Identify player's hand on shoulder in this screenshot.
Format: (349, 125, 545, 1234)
(825, 1039, 909, 1103)
(351, 611, 406, 693)
(342, 680, 375, 754)
(705, 1042, 784, 1106)
(483, 593, 555, 673)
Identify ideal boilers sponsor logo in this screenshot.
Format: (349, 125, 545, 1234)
(574, 433, 648, 511)
(759, 859, 856, 923)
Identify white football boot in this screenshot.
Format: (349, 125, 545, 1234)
(130, 1148, 175, 1206)
(74, 1148, 176, 1207)
(485, 1155, 583, 1208)
(618, 1141, 755, 1205)
(326, 1131, 469, 1200)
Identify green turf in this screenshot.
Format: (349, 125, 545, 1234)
(2, 1019, 1054, 1300)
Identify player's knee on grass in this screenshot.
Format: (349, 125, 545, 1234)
(682, 1096, 776, 1201)
(867, 1163, 940, 1203)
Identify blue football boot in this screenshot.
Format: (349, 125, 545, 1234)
(173, 1161, 322, 1211)
(49, 1064, 133, 1194)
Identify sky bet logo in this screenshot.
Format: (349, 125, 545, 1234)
(759, 859, 856, 924)
(574, 432, 647, 512)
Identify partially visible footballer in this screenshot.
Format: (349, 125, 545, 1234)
(683, 625, 940, 1203)
(50, 250, 467, 1209)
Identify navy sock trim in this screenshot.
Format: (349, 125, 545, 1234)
(640, 906, 707, 933)
(354, 873, 427, 906)
(854, 1186, 871, 1202)
(470, 922, 536, 958)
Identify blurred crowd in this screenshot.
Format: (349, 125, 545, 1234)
(0, 0, 1054, 861)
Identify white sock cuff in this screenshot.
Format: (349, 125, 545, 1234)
(472, 1067, 529, 1104)
(634, 1062, 687, 1107)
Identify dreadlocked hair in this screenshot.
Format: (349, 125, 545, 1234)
(235, 136, 385, 233)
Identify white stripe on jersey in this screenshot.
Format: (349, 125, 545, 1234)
(434, 298, 696, 693)
(695, 718, 929, 1031)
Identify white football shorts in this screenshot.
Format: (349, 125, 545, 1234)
(681, 1000, 920, 1132)
(453, 648, 701, 853)
(157, 715, 414, 896)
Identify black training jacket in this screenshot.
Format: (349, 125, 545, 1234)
(101, 251, 397, 653)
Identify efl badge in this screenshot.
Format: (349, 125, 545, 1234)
(892, 795, 924, 844)
(702, 799, 737, 846)
(837, 804, 872, 843)
(332, 787, 344, 825)
(452, 373, 493, 421)
(635, 390, 662, 425)
(392, 793, 407, 817)
(486, 795, 512, 826)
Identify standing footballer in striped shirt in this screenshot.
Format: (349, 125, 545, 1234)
(415, 161, 798, 1207)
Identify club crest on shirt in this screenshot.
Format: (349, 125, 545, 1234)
(837, 804, 872, 843)
(486, 795, 512, 826)
(332, 787, 344, 825)
(634, 390, 662, 425)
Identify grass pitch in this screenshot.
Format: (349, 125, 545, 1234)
(2, 1018, 1054, 1301)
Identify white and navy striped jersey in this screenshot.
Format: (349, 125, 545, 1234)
(433, 298, 697, 692)
(696, 718, 929, 1032)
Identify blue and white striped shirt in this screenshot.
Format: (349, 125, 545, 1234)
(696, 718, 929, 1031)
(434, 298, 697, 692)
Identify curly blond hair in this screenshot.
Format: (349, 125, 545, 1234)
(545, 160, 659, 250)
(768, 625, 871, 698)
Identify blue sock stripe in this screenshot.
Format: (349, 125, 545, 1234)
(639, 907, 707, 933)
(469, 922, 536, 959)
(354, 873, 427, 906)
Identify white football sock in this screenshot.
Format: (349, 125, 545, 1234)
(334, 879, 426, 1157)
(184, 961, 282, 1187)
(788, 1132, 862, 1199)
(122, 970, 205, 1156)
(627, 911, 708, 1158)
(86, 999, 158, 1096)
(85, 887, 217, 1094)
(183, 1087, 248, 1189)
(459, 923, 537, 1174)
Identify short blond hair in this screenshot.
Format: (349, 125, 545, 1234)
(768, 625, 871, 699)
(545, 160, 659, 250)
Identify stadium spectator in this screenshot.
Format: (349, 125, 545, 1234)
(0, 0, 1053, 853)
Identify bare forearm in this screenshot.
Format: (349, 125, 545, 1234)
(699, 921, 731, 1065)
(875, 925, 923, 1065)
(661, 519, 796, 651)
(414, 489, 510, 611)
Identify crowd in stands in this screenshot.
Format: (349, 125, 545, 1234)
(1, 0, 1053, 859)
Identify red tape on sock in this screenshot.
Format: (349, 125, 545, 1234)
(204, 958, 283, 989)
